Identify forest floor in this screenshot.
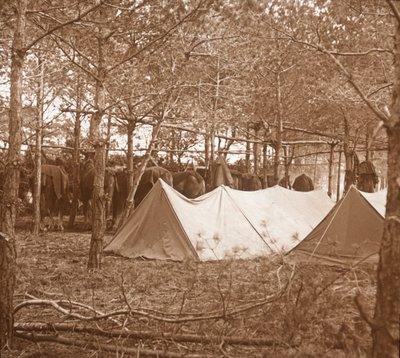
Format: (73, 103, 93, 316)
(3, 216, 377, 358)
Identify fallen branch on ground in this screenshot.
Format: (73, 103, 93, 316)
(15, 322, 288, 347)
(14, 287, 287, 324)
(15, 331, 212, 358)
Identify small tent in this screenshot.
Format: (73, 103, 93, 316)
(104, 180, 334, 261)
(287, 186, 385, 265)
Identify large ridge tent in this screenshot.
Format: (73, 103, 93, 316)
(105, 180, 334, 261)
(287, 186, 386, 265)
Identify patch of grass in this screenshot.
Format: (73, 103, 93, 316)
(5, 217, 377, 357)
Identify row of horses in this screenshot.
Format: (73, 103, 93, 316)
(35, 155, 316, 232)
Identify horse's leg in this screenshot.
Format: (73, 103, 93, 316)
(57, 200, 64, 231)
(82, 200, 90, 229)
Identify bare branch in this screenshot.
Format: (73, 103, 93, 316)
(329, 48, 393, 56)
(387, 0, 400, 23)
(107, 0, 207, 73)
(26, 2, 102, 51)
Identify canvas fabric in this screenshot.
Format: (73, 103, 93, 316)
(105, 180, 334, 261)
(288, 186, 385, 265)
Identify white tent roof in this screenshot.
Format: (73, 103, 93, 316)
(162, 182, 272, 260)
(105, 180, 334, 261)
(359, 189, 387, 217)
(225, 186, 335, 252)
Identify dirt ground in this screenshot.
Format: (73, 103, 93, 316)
(3, 216, 377, 358)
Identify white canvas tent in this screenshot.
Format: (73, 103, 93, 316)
(225, 186, 335, 252)
(359, 188, 387, 217)
(105, 180, 334, 261)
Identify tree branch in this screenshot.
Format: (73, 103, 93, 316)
(387, 0, 400, 23)
(106, 0, 207, 73)
(26, 2, 102, 51)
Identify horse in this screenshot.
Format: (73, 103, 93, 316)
(39, 164, 70, 231)
(241, 172, 262, 191)
(80, 159, 117, 228)
(357, 160, 379, 193)
(172, 171, 206, 198)
(292, 174, 314, 192)
(111, 166, 173, 229)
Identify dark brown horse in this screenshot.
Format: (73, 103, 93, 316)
(230, 170, 243, 190)
(172, 171, 206, 198)
(80, 159, 117, 228)
(357, 160, 379, 193)
(111, 166, 173, 229)
(241, 172, 262, 191)
(292, 174, 314, 192)
(39, 164, 70, 231)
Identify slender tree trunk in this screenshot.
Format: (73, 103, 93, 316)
(126, 122, 135, 198)
(32, 58, 44, 236)
(336, 146, 342, 202)
(204, 133, 210, 169)
(342, 114, 357, 192)
(253, 127, 259, 173)
(245, 123, 251, 172)
(313, 152, 318, 186)
(169, 130, 175, 165)
(0, 0, 27, 349)
(68, 80, 82, 229)
(262, 141, 267, 188)
(372, 15, 400, 357)
(366, 121, 371, 161)
(327, 142, 335, 198)
(0, 232, 16, 353)
(105, 114, 112, 164)
(87, 35, 106, 270)
(209, 57, 220, 186)
(274, 71, 283, 183)
(122, 120, 163, 224)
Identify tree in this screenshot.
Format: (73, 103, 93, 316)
(0, 0, 100, 348)
(266, 0, 398, 355)
(372, 3, 400, 356)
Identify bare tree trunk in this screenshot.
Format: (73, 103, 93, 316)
(126, 122, 135, 198)
(313, 152, 318, 186)
(122, 121, 163, 224)
(209, 57, 220, 185)
(0, 232, 16, 352)
(105, 114, 112, 164)
(274, 71, 283, 183)
(204, 133, 210, 169)
(283, 145, 293, 189)
(32, 58, 44, 236)
(366, 121, 371, 161)
(342, 113, 358, 192)
(253, 126, 260, 173)
(169, 130, 175, 166)
(87, 34, 106, 270)
(0, 0, 27, 349)
(245, 123, 251, 172)
(68, 79, 82, 229)
(336, 146, 342, 202)
(372, 14, 400, 357)
(327, 142, 335, 198)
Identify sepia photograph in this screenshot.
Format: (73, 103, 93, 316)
(0, 0, 399, 357)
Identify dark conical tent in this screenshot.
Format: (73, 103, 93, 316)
(287, 186, 385, 265)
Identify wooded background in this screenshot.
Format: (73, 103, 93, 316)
(0, 1, 399, 357)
